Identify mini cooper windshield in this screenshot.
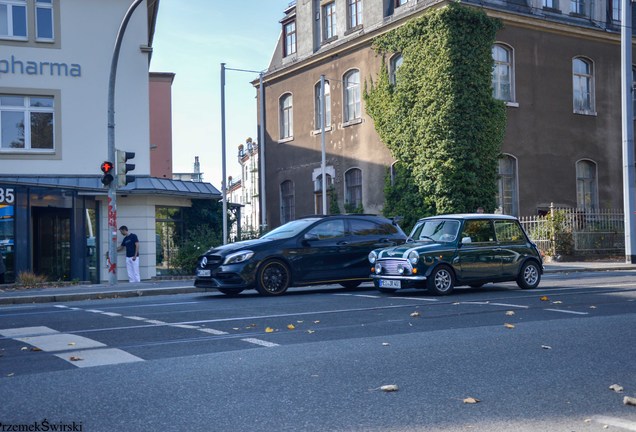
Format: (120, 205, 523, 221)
(410, 219, 460, 243)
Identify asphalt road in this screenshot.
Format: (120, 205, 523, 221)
(1, 270, 636, 432)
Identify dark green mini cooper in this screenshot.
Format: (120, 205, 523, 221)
(368, 214, 543, 295)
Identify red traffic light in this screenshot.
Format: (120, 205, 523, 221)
(101, 161, 114, 173)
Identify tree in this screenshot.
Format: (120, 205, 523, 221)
(364, 4, 506, 216)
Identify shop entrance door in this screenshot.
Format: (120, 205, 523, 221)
(33, 208, 71, 281)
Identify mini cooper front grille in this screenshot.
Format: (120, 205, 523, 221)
(378, 259, 412, 275)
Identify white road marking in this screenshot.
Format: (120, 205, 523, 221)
(399, 297, 439, 302)
(16, 333, 106, 352)
(55, 348, 143, 368)
(171, 324, 200, 329)
(198, 328, 228, 335)
(124, 316, 147, 321)
(54, 305, 68, 309)
(86, 309, 103, 313)
(544, 308, 589, 315)
(593, 416, 636, 431)
(101, 312, 121, 317)
(241, 338, 279, 348)
(144, 320, 166, 325)
(490, 303, 529, 309)
(0, 326, 59, 337)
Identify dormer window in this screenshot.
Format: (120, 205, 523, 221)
(283, 19, 296, 56)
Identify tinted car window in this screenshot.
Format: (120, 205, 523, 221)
(462, 220, 496, 243)
(494, 220, 526, 243)
(410, 219, 460, 242)
(261, 218, 320, 240)
(350, 219, 382, 236)
(307, 219, 346, 239)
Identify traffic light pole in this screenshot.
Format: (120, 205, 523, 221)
(107, 0, 144, 285)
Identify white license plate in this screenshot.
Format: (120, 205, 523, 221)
(379, 279, 401, 289)
(196, 269, 211, 277)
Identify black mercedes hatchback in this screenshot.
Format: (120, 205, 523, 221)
(194, 214, 407, 296)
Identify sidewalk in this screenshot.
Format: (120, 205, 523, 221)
(0, 261, 634, 305)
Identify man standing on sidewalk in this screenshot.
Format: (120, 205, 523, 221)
(117, 225, 140, 282)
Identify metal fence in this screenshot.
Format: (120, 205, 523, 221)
(519, 206, 624, 256)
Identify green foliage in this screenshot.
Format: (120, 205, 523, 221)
(344, 203, 364, 214)
(364, 3, 506, 215)
(526, 210, 574, 256)
(172, 199, 227, 273)
(329, 187, 341, 215)
(383, 162, 433, 233)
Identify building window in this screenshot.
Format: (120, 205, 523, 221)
(0, 94, 54, 151)
(283, 19, 296, 56)
(345, 168, 362, 210)
(492, 44, 514, 102)
(632, 66, 636, 117)
(322, 1, 336, 41)
(314, 174, 333, 214)
(0, 0, 27, 39)
(35, 0, 53, 40)
(314, 80, 331, 129)
(543, 0, 558, 8)
(344, 69, 361, 122)
(611, 0, 621, 21)
(395, 0, 408, 6)
(576, 160, 598, 209)
(570, 0, 586, 15)
(280, 180, 295, 224)
(497, 155, 518, 216)
(389, 54, 403, 85)
(348, 0, 362, 29)
(573, 57, 594, 114)
(279, 93, 293, 139)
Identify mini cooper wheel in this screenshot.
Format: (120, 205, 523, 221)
(340, 281, 362, 290)
(256, 259, 291, 296)
(218, 288, 244, 296)
(517, 261, 541, 289)
(427, 265, 455, 295)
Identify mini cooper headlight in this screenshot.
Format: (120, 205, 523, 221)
(408, 251, 419, 265)
(368, 251, 378, 264)
(375, 263, 383, 274)
(223, 250, 255, 265)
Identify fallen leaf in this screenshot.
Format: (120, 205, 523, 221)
(287, 324, 295, 330)
(297, 320, 304, 323)
(382, 342, 390, 346)
(584, 419, 592, 423)
(552, 301, 563, 304)
(505, 311, 515, 316)
(30, 347, 42, 352)
(307, 330, 315, 334)
(463, 397, 481, 404)
(504, 323, 515, 329)
(20, 347, 28, 351)
(380, 385, 399, 392)
(540, 296, 549, 301)
(265, 327, 274, 333)
(313, 320, 320, 324)
(68, 342, 76, 346)
(624, 396, 636, 406)
(69, 356, 83, 361)
(232, 328, 239, 331)
(590, 306, 597, 309)
(541, 345, 552, 350)
(609, 384, 624, 393)
(410, 311, 421, 317)
(7, 373, 14, 377)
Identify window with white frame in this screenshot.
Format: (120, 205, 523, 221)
(345, 168, 362, 210)
(389, 54, 403, 85)
(279, 93, 293, 139)
(570, 0, 586, 15)
(322, 1, 336, 41)
(611, 0, 621, 21)
(0, 0, 27, 39)
(492, 44, 514, 102)
(314, 173, 333, 214)
(280, 180, 295, 223)
(348, 0, 362, 29)
(576, 160, 598, 209)
(314, 80, 331, 129)
(283, 19, 296, 56)
(497, 155, 518, 216)
(0, 94, 54, 151)
(35, 0, 53, 40)
(344, 69, 361, 122)
(543, 0, 558, 8)
(573, 57, 595, 113)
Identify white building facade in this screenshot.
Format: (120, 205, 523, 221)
(0, 0, 220, 283)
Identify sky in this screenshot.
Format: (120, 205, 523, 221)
(149, 0, 291, 189)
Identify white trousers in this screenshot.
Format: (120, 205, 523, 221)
(126, 257, 141, 282)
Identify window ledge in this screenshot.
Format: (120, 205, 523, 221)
(505, 101, 519, 108)
(345, 25, 363, 36)
(321, 36, 338, 45)
(312, 126, 333, 135)
(342, 118, 363, 127)
(278, 136, 294, 143)
(573, 110, 597, 116)
(542, 6, 561, 13)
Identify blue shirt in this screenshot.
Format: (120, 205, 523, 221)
(121, 233, 139, 258)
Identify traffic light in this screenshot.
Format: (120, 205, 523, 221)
(116, 150, 136, 187)
(100, 161, 114, 186)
